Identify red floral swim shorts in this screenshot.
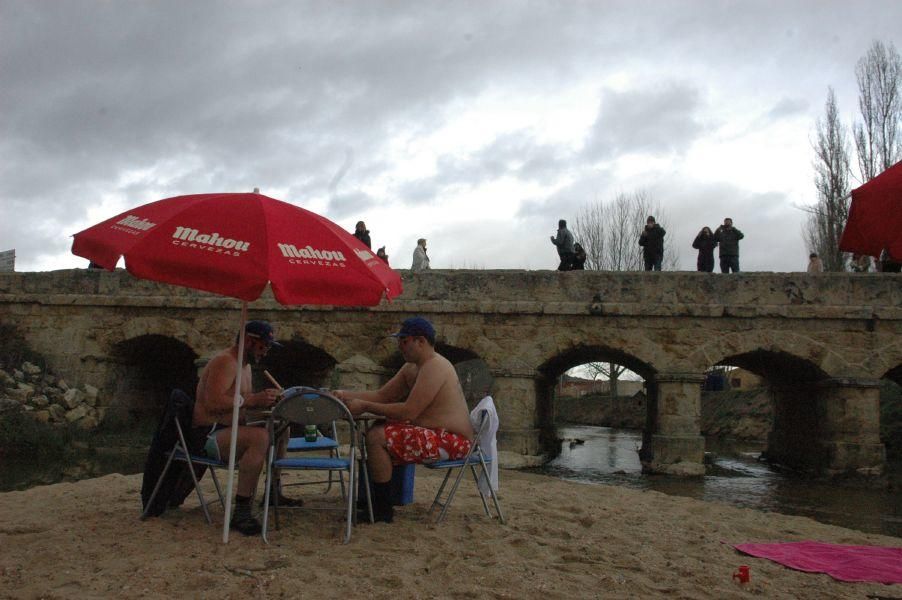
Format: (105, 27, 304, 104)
(383, 422, 472, 464)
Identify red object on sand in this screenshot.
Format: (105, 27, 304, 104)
(71, 192, 402, 305)
(839, 160, 902, 260)
(734, 541, 902, 584)
(732, 565, 750, 583)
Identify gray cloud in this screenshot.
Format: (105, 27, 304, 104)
(582, 82, 707, 160)
(767, 97, 810, 120)
(395, 131, 570, 205)
(2, 1, 901, 272)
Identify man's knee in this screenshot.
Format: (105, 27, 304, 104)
(366, 425, 386, 448)
(228, 426, 269, 460)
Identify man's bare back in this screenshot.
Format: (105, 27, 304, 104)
(194, 348, 254, 427)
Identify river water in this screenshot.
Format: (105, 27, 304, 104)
(534, 425, 902, 538)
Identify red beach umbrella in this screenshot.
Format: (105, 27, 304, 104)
(72, 192, 402, 305)
(839, 160, 902, 261)
(71, 192, 402, 542)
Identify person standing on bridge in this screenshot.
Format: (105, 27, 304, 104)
(692, 226, 717, 272)
(412, 238, 430, 271)
(714, 217, 744, 273)
(352, 221, 371, 249)
(807, 252, 824, 273)
(638, 216, 666, 271)
(550, 219, 575, 271)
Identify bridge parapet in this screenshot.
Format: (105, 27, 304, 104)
(1, 269, 899, 318)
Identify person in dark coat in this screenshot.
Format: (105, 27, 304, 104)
(879, 248, 901, 273)
(638, 216, 666, 271)
(353, 221, 371, 248)
(572, 243, 587, 270)
(376, 246, 389, 265)
(550, 219, 575, 271)
(692, 226, 717, 272)
(713, 217, 744, 273)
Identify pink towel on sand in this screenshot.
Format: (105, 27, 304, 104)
(734, 541, 902, 584)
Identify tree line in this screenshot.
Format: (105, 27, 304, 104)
(807, 40, 901, 271)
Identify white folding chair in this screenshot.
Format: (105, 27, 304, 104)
(262, 387, 366, 544)
(425, 410, 505, 524)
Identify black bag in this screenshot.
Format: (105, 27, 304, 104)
(140, 389, 209, 516)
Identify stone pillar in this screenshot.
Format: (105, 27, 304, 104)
(815, 378, 885, 476)
(491, 369, 544, 461)
(644, 372, 705, 476)
(768, 378, 885, 477)
(332, 355, 389, 391)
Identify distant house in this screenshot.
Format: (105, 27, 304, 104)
(728, 368, 762, 390)
(557, 374, 643, 397)
(0, 249, 14, 272)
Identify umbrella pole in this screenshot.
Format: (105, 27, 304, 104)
(222, 301, 249, 543)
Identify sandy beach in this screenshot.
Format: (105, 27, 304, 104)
(1, 468, 900, 600)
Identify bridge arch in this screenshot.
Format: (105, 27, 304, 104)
(697, 340, 885, 476)
(885, 363, 902, 387)
(686, 331, 847, 378)
(876, 339, 902, 386)
(264, 339, 336, 389)
(535, 344, 656, 463)
(105, 334, 199, 425)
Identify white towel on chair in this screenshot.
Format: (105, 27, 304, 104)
(470, 395, 499, 493)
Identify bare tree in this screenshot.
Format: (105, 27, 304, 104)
(582, 361, 626, 398)
(572, 190, 679, 271)
(853, 40, 902, 182)
(805, 87, 851, 271)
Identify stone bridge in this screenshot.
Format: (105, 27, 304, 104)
(1, 269, 900, 477)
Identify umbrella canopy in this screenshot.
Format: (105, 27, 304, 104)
(72, 192, 402, 305)
(839, 160, 902, 260)
(71, 192, 402, 542)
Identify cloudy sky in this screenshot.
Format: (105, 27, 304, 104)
(2, 0, 900, 273)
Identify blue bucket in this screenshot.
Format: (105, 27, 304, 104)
(390, 463, 415, 506)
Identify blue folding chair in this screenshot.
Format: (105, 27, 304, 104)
(425, 409, 505, 524)
(262, 387, 368, 544)
(284, 418, 346, 497)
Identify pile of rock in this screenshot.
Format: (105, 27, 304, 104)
(0, 361, 105, 429)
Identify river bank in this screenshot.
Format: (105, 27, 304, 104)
(1, 469, 899, 599)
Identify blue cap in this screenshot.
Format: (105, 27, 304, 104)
(390, 317, 436, 344)
(245, 320, 282, 347)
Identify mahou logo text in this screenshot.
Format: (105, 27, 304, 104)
(171, 226, 250, 256)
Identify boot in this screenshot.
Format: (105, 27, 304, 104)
(230, 495, 262, 536)
(357, 467, 373, 510)
(360, 480, 394, 523)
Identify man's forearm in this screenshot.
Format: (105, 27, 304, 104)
(342, 389, 393, 404)
(359, 399, 410, 420)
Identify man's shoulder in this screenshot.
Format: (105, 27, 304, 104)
(418, 352, 455, 376)
(208, 349, 236, 366)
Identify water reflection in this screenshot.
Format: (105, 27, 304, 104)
(535, 425, 902, 538)
(0, 448, 146, 492)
